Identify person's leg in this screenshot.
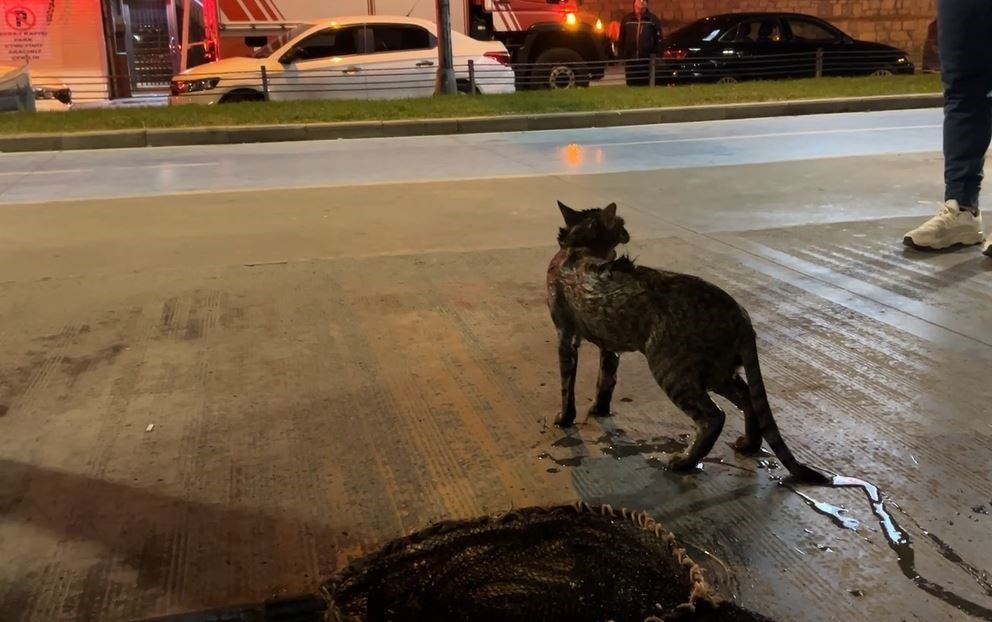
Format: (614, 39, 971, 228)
(637, 58, 650, 85)
(942, 0, 992, 209)
(626, 58, 645, 86)
(903, 0, 992, 252)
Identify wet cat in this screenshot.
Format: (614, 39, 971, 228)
(546, 200, 828, 484)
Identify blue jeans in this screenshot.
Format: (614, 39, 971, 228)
(940, 0, 992, 209)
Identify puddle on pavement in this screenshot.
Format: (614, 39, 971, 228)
(552, 436, 584, 449)
(597, 433, 687, 459)
(537, 432, 992, 619)
(538, 430, 689, 470)
(793, 475, 992, 620)
(536, 452, 583, 468)
(789, 486, 860, 531)
(700, 456, 757, 474)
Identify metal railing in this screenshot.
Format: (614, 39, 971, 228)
(17, 49, 917, 107)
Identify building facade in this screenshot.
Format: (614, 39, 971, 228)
(584, 0, 937, 65)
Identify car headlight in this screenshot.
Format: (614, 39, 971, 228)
(170, 77, 221, 96)
(34, 86, 72, 105)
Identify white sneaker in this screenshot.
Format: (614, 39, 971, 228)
(903, 200, 985, 250)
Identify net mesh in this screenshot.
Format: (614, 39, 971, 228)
(320, 502, 778, 622)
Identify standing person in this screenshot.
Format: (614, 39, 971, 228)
(903, 0, 992, 256)
(617, 0, 663, 87)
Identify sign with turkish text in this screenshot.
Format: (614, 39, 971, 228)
(0, 0, 53, 61)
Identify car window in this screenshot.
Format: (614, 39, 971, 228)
(293, 26, 363, 61)
(730, 19, 784, 43)
(369, 25, 435, 53)
(669, 17, 737, 45)
(786, 18, 839, 42)
(253, 23, 313, 59)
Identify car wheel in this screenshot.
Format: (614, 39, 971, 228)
(533, 48, 590, 89)
(870, 68, 894, 77)
(716, 75, 738, 85)
(220, 89, 266, 103)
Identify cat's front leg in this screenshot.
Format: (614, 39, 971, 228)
(588, 349, 619, 418)
(555, 331, 580, 427)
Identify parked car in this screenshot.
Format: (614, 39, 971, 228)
(169, 15, 515, 105)
(657, 12, 914, 84)
(0, 64, 72, 112)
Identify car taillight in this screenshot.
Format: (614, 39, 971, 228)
(485, 51, 510, 65)
(663, 49, 688, 59)
(170, 81, 184, 96)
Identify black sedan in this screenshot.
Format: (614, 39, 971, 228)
(656, 12, 914, 84)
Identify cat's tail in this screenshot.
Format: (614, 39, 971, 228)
(740, 329, 831, 485)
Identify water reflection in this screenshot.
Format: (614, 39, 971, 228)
(559, 143, 604, 169)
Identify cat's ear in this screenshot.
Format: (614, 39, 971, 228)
(558, 200, 582, 226)
(602, 202, 618, 221)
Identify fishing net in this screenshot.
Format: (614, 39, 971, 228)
(320, 502, 778, 622)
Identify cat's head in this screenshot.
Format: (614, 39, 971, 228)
(556, 200, 630, 258)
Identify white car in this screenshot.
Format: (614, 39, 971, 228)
(169, 15, 515, 105)
(0, 64, 72, 112)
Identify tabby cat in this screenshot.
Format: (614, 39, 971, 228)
(546, 200, 828, 484)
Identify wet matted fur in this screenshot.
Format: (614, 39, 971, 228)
(545, 201, 828, 484)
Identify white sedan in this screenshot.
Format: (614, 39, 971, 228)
(169, 15, 515, 105)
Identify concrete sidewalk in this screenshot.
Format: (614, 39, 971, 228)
(2, 153, 991, 622)
(0, 92, 942, 153)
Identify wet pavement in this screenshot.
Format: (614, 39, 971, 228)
(1, 111, 991, 622)
(0, 108, 941, 204)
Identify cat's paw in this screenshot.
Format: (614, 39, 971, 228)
(586, 403, 614, 418)
(668, 453, 700, 472)
(731, 435, 763, 455)
(554, 409, 577, 427)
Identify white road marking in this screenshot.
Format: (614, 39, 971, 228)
(581, 124, 941, 148)
(0, 162, 219, 177)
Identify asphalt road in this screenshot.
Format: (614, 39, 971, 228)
(0, 108, 941, 204)
(2, 109, 991, 622)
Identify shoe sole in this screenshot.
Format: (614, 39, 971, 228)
(902, 235, 984, 252)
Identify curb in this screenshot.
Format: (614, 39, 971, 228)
(0, 93, 943, 153)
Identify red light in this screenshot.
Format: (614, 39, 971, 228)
(663, 49, 688, 59)
(170, 81, 184, 96)
(484, 51, 510, 65)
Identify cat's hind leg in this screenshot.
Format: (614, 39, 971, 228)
(713, 374, 764, 455)
(650, 362, 726, 471)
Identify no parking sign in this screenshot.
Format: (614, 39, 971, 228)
(1, 0, 50, 62)
(5, 6, 36, 31)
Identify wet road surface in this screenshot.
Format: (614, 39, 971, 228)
(1, 109, 991, 622)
